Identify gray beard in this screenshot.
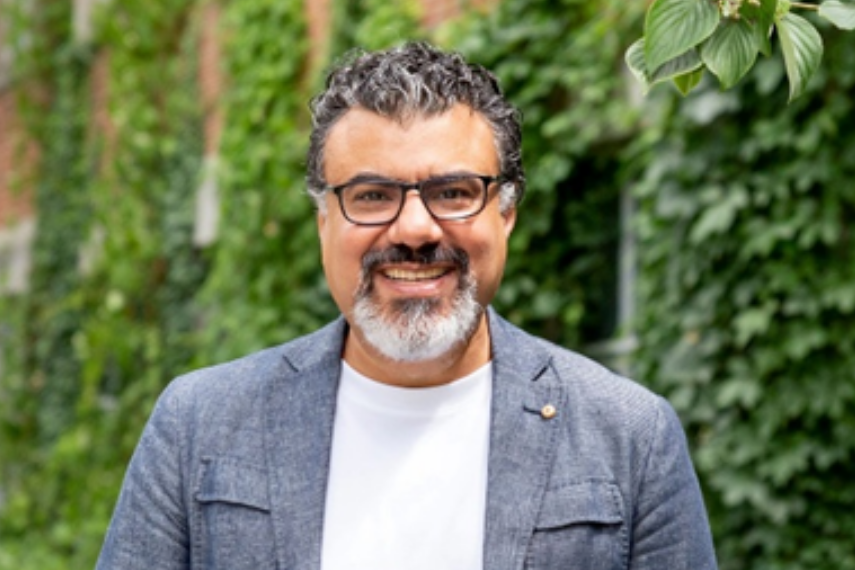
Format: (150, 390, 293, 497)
(351, 274, 482, 363)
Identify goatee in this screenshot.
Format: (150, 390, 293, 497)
(351, 244, 483, 362)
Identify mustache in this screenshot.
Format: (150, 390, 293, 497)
(357, 245, 471, 299)
(361, 244, 470, 273)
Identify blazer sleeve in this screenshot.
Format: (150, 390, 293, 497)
(630, 398, 718, 570)
(96, 384, 190, 570)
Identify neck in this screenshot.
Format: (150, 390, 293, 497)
(343, 313, 492, 388)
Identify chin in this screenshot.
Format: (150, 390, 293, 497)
(352, 292, 483, 363)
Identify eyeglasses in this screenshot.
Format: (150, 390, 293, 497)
(326, 174, 506, 226)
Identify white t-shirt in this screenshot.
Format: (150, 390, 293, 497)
(320, 360, 493, 570)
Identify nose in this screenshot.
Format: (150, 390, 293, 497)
(386, 190, 444, 248)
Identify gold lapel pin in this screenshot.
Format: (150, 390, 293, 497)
(540, 404, 557, 420)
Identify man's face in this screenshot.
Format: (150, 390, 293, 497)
(317, 104, 516, 363)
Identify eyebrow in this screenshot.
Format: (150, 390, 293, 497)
(336, 170, 483, 187)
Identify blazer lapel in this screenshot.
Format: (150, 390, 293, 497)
(264, 318, 347, 570)
(483, 309, 567, 570)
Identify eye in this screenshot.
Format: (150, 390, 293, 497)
(429, 179, 481, 202)
(437, 187, 469, 200)
(348, 184, 397, 203)
(354, 190, 391, 202)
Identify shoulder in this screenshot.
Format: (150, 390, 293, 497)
(159, 317, 346, 415)
(162, 344, 287, 408)
(539, 335, 679, 446)
(490, 312, 691, 498)
(490, 309, 676, 437)
(540, 336, 663, 413)
(491, 309, 660, 402)
(136, 318, 346, 461)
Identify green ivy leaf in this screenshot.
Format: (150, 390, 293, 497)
(776, 13, 823, 101)
(645, 0, 720, 72)
(701, 20, 759, 88)
(740, 0, 778, 56)
(626, 37, 704, 93)
(818, 0, 855, 30)
(673, 67, 705, 95)
(689, 185, 748, 243)
(734, 306, 775, 347)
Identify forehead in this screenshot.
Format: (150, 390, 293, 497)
(323, 104, 500, 183)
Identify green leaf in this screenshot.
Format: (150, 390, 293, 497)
(818, 0, 855, 30)
(740, 0, 778, 55)
(689, 185, 748, 243)
(645, 0, 721, 72)
(625, 38, 650, 91)
(652, 49, 704, 85)
(700, 20, 759, 88)
(733, 305, 775, 347)
(776, 13, 823, 101)
(626, 38, 703, 93)
(673, 67, 705, 95)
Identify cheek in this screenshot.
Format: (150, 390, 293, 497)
(467, 234, 508, 285)
(321, 227, 377, 300)
(472, 221, 509, 267)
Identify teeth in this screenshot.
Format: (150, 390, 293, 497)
(384, 267, 447, 281)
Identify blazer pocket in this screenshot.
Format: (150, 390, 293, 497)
(536, 479, 623, 529)
(195, 457, 275, 569)
(197, 456, 271, 512)
(527, 480, 627, 570)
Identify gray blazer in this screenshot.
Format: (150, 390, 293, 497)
(97, 309, 717, 569)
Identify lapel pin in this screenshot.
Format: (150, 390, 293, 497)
(540, 404, 557, 420)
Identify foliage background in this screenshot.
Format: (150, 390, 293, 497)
(0, 1, 853, 569)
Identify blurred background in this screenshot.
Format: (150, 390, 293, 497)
(1, 0, 853, 568)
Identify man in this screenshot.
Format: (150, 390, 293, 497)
(97, 42, 717, 569)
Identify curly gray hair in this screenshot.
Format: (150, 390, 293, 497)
(306, 41, 524, 213)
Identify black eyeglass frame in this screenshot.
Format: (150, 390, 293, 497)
(325, 174, 507, 227)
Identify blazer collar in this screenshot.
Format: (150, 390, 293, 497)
(266, 309, 563, 570)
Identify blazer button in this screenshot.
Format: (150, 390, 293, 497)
(540, 404, 557, 419)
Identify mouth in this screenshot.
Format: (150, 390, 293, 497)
(357, 245, 469, 299)
(381, 267, 452, 282)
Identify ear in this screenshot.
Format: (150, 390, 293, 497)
(502, 206, 517, 238)
(316, 203, 328, 243)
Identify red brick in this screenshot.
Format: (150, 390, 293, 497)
(0, 90, 35, 227)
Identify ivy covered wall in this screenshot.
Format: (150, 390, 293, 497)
(0, 1, 853, 569)
(1, 1, 206, 566)
(634, 29, 855, 569)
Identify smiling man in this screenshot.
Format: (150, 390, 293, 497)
(97, 42, 717, 570)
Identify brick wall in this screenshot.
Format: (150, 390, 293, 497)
(420, 0, 497, 28)
(200, 2, 223, 159)
(0, 90, 34, 227)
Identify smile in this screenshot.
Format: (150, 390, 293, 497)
(382, 267, 450, 281)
